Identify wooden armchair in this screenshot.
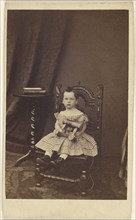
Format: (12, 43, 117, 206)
(35, 83, 104, 196)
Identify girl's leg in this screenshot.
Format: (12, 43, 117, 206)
(44, 150, 53, 158)
(59, 153, 68, 160)
(36, 150, 53, 165)
(51, 154, 68, 167)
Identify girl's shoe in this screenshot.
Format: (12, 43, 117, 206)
(50, 157, 65, 168)
(36, 155, 51, 166)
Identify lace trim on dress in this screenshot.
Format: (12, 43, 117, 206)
(54, 112, 88, 122)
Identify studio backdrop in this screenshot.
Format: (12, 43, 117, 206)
(6, 10, 128, 157)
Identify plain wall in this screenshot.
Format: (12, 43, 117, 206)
(54, 10, 128, 157)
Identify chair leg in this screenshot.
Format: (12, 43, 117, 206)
(35, 163, 43, 187)
(79, 170, 88, 196)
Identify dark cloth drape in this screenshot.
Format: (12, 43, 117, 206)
(119, 128, 127, 187)
(6, 10, 68, 153)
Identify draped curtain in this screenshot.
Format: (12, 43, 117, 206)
(6, 10, 68, 153)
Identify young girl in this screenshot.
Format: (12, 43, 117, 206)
(36, 87, 98, 168)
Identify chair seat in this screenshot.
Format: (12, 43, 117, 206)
(68, 155, 89, 160)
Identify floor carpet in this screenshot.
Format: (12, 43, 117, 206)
(5, 151, 127, 199)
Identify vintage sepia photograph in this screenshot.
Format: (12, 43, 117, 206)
(2, 1, 134, 219)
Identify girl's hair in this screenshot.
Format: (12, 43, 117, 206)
(65, 86, 79, 99)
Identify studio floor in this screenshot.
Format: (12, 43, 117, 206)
(5, 151, 127, 200)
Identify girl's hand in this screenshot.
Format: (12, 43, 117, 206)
(68, 133, 76, 141)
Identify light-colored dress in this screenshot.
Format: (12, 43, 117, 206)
(36, 110, 98, 157)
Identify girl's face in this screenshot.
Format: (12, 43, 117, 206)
(63, 91, 78, 109)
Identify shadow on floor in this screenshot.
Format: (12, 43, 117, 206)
(5, 151, 127, 199)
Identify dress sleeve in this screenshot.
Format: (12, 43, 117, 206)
(54, 114, 67, 136)
(54, 113, 64, 134)
(54, 112, 66, 127)
(54, 120, 60, 134)
(54, 112, 59, 119)
(78, 114, 88, 123)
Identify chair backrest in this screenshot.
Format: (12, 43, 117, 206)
(55, 83, 104, 151)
